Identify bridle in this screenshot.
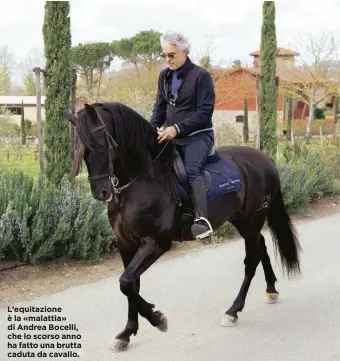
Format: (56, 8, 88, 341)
(87, 109, 169, 195)
(86, 110, 122, 192)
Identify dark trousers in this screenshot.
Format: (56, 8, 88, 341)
(175, 133, 214, 182)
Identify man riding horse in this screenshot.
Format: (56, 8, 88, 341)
(150, 30, 215, 241)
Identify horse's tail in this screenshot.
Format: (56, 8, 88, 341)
(267, 184, 302, 277)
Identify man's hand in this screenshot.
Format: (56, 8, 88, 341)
(157, 126, 178, 143)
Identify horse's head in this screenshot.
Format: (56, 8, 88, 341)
(63, 103, 118, 202)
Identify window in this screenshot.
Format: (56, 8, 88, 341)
(7, 107, 22, 115)
(235, 115, 244, 123)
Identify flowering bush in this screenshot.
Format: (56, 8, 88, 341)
(0, 172, 116, 264)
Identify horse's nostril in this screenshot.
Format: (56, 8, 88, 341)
(101, 190, 108, 199)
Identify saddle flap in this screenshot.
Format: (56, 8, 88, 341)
(173, 150, 188, 187)
(173, 150, 211, 193)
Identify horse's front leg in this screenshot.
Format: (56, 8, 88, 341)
(114, 237, 171, 351)
(114, 246, 140, 351)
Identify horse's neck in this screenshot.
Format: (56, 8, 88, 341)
(116, 142, 172, 183)
(114, 146, 155, 182)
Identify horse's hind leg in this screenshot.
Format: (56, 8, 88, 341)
(259, 234, 279, 304)
(221, 217, 263, 327)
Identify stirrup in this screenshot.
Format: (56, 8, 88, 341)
(193, 216, 213, 240)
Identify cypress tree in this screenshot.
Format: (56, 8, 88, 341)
(20, 100, 26, 145)
(243, 96, 249, 143)
(259, 1, 278, 157)
(43, 1, 72, 186)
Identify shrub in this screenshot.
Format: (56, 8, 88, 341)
(314, 107, 325, 119)
(213, 222, 237, 241)
(277, 142, 340, 211)
(0, 108, 21, 146)
(0, 171, 116, 264)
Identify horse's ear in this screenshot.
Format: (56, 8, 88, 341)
(84, 103, 99, 123)
(62, 111, 76, 126)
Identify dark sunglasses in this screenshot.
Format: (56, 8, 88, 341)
(161, 52, 177, 59)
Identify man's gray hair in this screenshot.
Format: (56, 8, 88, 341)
(160, 31, 191, 53)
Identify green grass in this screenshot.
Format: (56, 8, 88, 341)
(0, 145, 92, 196)
(0, 145, 39, 179)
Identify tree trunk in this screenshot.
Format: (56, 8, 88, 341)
(291, 126, 294, 145)
(89, 68, 94, 101)
(243, 96, 249, 144)
(33, 67, 45, 181)
(97, 66, 103, 101)
(84, 69, 90, 100)
(287, 96, 292, 142)
(333, 96, 340, 143)
(20, 100, 26, 145)
(306, 102, 314, 139)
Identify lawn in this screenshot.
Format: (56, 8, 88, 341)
(0, 145, 90, 189)
(0, 145, 39, 179)
(281, 117, 336, 136)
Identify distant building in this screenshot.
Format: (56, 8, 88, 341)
(249, 47, 299, 69)
(0, 96, 46, 124)
(212, 47, 338, 138)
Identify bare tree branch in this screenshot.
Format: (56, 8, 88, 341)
(280, 32, 340, 137)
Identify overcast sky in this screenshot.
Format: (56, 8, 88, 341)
(1, 0, 340, 84)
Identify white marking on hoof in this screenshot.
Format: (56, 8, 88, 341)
(221, 314, 238, 327)
(114, 338, 129, 352)
(156, 313, 168, 332)
(264, 293, 279, 304)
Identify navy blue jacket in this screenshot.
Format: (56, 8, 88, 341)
(150, 57, 215, 140)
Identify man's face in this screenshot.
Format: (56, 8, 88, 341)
(161, 41, 187, 70)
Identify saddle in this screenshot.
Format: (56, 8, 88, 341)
(171, 147, 242, 203)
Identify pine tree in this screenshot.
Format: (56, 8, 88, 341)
(259, 1, 278, 157)
(43, 1, 72, 186)
(243, 96, 249, 143)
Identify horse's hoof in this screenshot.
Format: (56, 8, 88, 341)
(221, 314, 238, 327)
(114, 338, 129, 352)
(264, 293, 279, 304)
(155, 312, 168, 332)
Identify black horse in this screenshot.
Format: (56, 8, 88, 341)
(63, 102, 301, 351)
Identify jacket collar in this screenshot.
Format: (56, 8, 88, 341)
(165, 57, 194, 80)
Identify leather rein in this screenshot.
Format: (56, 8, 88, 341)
(87, 110, 168, 195)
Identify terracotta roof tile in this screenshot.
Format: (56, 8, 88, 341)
(249, 47, 299, 57)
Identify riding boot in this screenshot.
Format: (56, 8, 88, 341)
(189, 176, 213, 244)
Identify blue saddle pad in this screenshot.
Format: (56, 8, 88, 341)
(176, 153, 242, 202)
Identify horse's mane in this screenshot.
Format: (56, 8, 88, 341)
(74, 102, 174, 178)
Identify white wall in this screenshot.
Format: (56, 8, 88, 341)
(212, 110, 284, 144)
(9, 106, 46, 124)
